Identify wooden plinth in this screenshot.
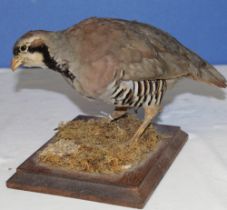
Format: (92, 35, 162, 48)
(6, 115, 188, 208)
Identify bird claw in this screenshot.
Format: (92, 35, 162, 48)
(99, 111, 113, 121)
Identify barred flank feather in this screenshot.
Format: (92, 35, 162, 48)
(111, 80, 167, 108)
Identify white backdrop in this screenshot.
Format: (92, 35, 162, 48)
(0, 66, 227, 210)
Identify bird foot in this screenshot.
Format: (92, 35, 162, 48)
(99, 111, 114, 122)
(128, 133, 141, 144)
(122, 135, 141, 149)
(99, 109, 128, 122)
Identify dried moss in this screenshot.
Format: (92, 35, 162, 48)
(37, 115, 159, 174)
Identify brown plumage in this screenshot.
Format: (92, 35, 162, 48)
(64, 18, 226, 96)
(11, 17, 226, 142)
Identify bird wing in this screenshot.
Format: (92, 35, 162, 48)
(113, 20, 226, 88)
(66, 18, 226, 98)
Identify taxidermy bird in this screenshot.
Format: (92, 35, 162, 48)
(11, 17, 226, 142)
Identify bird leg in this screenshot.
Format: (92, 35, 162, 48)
(129, 106, 160, 143)
(109, 107, 128, 121)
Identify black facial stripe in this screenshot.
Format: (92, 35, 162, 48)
(28, 44, 75, 82)
(13, 47, 20, 56)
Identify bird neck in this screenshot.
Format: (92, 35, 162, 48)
(30, 41, 75, 82)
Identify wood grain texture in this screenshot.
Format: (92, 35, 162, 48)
(6, 115, 188, 208)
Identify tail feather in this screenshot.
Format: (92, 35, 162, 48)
(192, 64, 226, 88)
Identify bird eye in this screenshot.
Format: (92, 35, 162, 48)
(20, 45, 27, 51)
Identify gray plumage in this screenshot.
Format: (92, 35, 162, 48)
(11, 17, 226, 142)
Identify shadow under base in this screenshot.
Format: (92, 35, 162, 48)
(7, 115, 188, 208)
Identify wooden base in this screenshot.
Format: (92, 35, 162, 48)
(6, 115, 188, 208)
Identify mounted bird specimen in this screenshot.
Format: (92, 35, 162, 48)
(11, 17, 226, 142)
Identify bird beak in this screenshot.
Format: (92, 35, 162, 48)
(11, 57, 23, 72)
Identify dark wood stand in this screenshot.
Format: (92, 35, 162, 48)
(6, 115, 188, 208)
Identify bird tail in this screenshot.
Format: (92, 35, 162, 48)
(191, 64, 226, 88)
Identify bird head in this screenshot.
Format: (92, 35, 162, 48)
(11, 30, 56, 71)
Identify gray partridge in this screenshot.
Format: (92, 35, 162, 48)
(11, 17, 226, 142)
